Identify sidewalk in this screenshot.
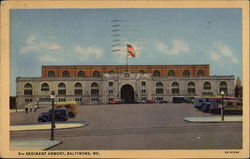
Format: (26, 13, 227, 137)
(11, 121, 89, 131)
(10, 109, 24, 113)
(10, 139, 62, 150)
(184, 115, 242, 123)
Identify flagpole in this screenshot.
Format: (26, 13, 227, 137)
(126, 50, 128, 71)
(126, 44, 128, 71)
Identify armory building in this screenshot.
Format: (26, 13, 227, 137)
(16, 64, 235, 109)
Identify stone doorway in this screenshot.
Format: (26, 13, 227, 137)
(121, 84, 134, 103)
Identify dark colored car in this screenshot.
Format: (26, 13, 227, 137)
(38, 108, 69, 122)
(158, 100, 168, 103)
(173, 97, 185, 103)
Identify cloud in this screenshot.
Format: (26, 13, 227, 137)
(156, 40, 190, 55)
(209, 43, 239, 63)
(38, 55, 57, 62)
(26, 34, 36, 44)
(19, 35, 62, 54)
(74, 46, 103, 61)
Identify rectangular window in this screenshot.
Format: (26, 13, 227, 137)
(188, 88, 196, 94)
(91, 89, 99, 96)
(75, 89, 82, 95)
(156, 97, 163, 101)
(172, 88, 179, 95)
(41, 88, 49, 91)
(141, 81, 146, 86)
(142, 97, 147, 101)
(59, 98, 66, 102)
(109, 82, 113, 86)
(141, 89, 146, 94)
(58, 90, 66, 95)
(24, 90, 32, 95)
(109, 98, 113, 101)
(156, 88, 163, 94)
(91, 97, 98, 101)
(75, 98, 82, 102)
(202, 92, 213, 96)
(25, 98, 32, 102)
(109, 90, 113, 94)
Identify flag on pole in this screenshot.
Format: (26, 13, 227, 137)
(127, 44, 135, 57)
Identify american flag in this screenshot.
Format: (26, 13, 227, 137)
(127, 44, 135, 57)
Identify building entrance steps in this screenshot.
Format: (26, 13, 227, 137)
(10, 139, 62, 150)
(184, 116, 242, 123)
(10, 121, 89, 131)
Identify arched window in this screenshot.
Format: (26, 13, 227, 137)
(74, 82, 82, 95)
(197, 70, 205, 76)
(183, 70, 190, 77)
(138, 70, 145, 74)
(204, 81, 211, 90)
(48, 71, 55, 78)
(168, 70, 175, 77)
(91, 82, 99, 96)
(187, 81, 195, 94)
(62, 71, 70, 77)
(24, 83, 32, 95)
(108, 70, 115, 74)
(93, 71, 101, 77)
(172, 82, 179, 95)
(153, 70, 160, 77)
(24, 83, 32, 88)
(41, 83, 49, 91)
(78, 71, 85, 78)
(156, 82, 163, 94)
(156, 82, 163, 87)
(219, 81, 228, 94)
(58, 83, 66, 95)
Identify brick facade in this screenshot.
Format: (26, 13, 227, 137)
(41, 64, 210, 78)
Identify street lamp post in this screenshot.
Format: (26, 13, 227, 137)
(221, 90, 225, 121)
(50, 91, 56, 140)
(15, 98, 18, 112)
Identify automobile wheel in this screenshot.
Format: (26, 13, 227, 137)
(68, 112, 74, 118)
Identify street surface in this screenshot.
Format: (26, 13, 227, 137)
(10, 103, 242, 149)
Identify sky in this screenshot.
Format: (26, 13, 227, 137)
(10, 8, 242, 96)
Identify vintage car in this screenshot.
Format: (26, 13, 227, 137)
(38, 108, 69, 122)
(55, 101, 77, 118)
(108, 99, 124, 104)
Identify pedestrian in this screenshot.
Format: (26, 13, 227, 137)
(25, 107, 28, 114)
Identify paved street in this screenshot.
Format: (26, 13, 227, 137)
(10, 103, 242, 150)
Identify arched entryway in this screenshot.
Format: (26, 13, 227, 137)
(121, 84, 134, 103)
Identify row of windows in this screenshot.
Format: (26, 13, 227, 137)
(47, 69, 206, 78)
(23, 81, 228, 95)
(24, 82, 99, 95)
(25, 81, 221, 91)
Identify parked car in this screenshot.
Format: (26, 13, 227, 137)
(172, 96, 185, 103)
(223, 100, 242, 114)
(108, 99, 124, 104)
(141, 99, 156, 104)
(157, 100, 168, 103)
(56, 101, 77, 118)
(38, 108, 69, 122)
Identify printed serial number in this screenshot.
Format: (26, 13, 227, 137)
(225, 151, 240, 154)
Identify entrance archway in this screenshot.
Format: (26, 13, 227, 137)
(121, 84, 134, 103)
